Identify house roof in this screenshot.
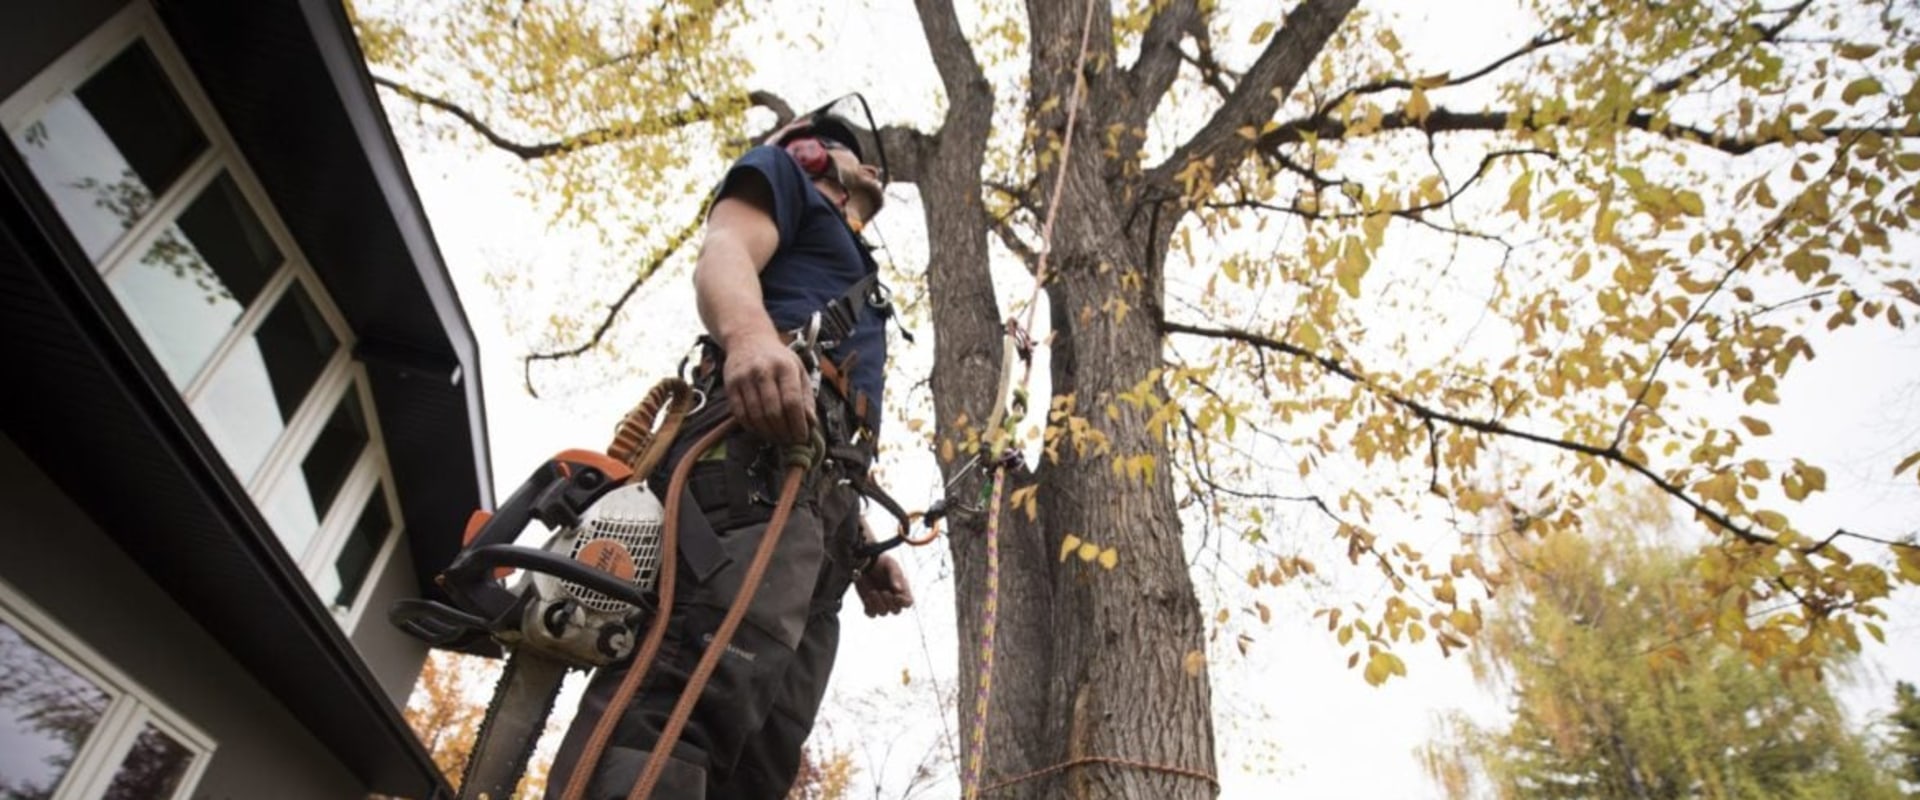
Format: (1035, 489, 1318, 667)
(0, 0, 495, 796)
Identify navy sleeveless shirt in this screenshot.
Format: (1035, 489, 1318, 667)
(713, 145, 888, 422)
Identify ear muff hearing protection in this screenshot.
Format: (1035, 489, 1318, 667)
(784, 135, 832, 177)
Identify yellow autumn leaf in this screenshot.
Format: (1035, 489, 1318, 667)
(1058, 534, 1082, 562)
(1363, 650, 1406, 686)
(1738, 416, 1772, 436)
(1078, 542, 1100, 561)
(1183, 649, 1206, 677)
(1255, 601, 1271, 624)
(1097, 548, 1118, 570)
(1897, 547, 1920, 583)
(1406, 86, 1430, 122)
(1841, 76, 1882, 104)
(1897, 450, 1920, 482)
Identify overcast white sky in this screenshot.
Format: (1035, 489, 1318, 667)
(382, 1, 1920, 796)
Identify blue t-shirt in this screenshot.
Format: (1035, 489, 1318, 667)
(713, 145, 888, 421)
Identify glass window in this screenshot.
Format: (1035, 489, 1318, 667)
(9, 19, 413, 629)
(10, 42, 209, 262)
(301, 390, 369, 520)
(189, 282, 338, 481)
(0, 620, 113, 799)
(100, 724, 193, 800)
(318, 486, 393, 612)
(106, 172, 283, 386)
(258, 389, 369, 560)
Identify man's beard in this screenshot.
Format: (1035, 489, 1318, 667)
(833, 165, 885, 218)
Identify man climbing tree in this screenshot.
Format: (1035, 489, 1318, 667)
(356, 1, 1920, 796)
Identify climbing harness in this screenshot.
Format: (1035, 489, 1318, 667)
(393, 251, 942, 799)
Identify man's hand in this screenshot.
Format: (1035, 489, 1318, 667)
(855, 553, 913, 618)
(721, 331, 814, 445)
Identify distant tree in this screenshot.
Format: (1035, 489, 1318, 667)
(399, 650, 555, 799)
(1893, 680, 1920, 793)
(787, 745, 856, 800)
(1424, 495, 1901, 800)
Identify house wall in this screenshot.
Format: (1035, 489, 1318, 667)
(0, 434, 367, 800)
(350, 541, 430, 709)
(0, 0, 124, 93)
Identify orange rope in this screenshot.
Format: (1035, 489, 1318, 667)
(980, 755, 1219, 795)
(631, 452, 810, 799)
(559, 420, 733, 800)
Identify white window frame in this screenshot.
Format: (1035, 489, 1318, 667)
(0, 578, 216, 800)
(1, 4, 404, 625)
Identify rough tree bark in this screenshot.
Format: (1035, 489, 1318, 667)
(900, 2, 1359, 796)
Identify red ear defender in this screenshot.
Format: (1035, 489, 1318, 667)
(785, 137, 831, 177)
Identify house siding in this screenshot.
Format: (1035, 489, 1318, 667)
(0, 0, 124, 94)
(350, 541, 431, 709)
(0, 433, 367, 799)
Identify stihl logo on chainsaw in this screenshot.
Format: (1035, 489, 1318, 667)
(576, 538, 637, 582)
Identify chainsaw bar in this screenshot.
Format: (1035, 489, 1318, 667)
(462, 651, 569, 800)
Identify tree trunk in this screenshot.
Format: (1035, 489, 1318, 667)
(913, 2, 1216, 796)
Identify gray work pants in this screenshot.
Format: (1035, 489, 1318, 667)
(545, 439, 860, 800)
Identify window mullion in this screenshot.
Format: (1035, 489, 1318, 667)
(300, 446, 378, 576)
(335, 497, 403, 633)
(177, 263, 296, 402)
(244, 346, 354, 501)
(92, 148, 223, 278)
(54, 694, 142, 800)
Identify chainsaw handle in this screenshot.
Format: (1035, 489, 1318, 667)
(468, 450, 633, 551)
(446, 545, 651, 610)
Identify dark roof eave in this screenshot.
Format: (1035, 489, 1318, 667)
(296, 0, 494, 510)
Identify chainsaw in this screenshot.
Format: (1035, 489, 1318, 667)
(390, 447, 682, 800)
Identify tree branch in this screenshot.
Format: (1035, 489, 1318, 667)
(915, 0, 991, 116)
(1147, 0, 1359, 194)
(373, 75, 771, 160)
(1256, 106, 1914, 157)
(989, 216, 1040, 267)
(877, 124, 934, 186)
(1121, 0, 1201, 132)
(1644, 0, 1813, 98)
(1215, 147, 1557, 222)
(1180, 24, 1238, 100)
(1307, 30, 1573, 125)
(521, 213, 703, 396)
(1159, 320, 1785, 550)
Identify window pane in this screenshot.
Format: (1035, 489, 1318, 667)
(10, 42, 209, 261)
(259, 389, 367, 562)
(106, 173, 283, 386)
(318, 486, 393, 612)
(302, 389, 369, 519)
(101, 724, 193, 800)
(190, 281, 338, 481)
(0, 621, 112, 799)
